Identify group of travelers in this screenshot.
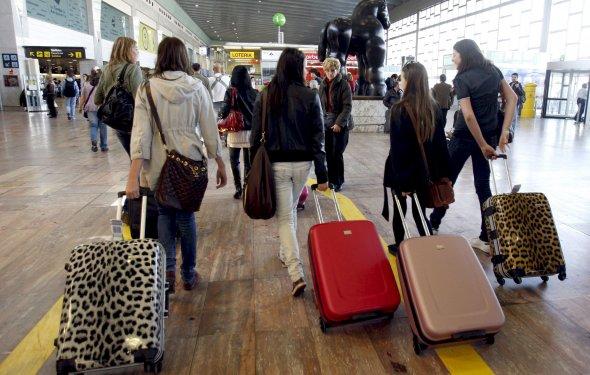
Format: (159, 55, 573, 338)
(51, 34, 517, 299)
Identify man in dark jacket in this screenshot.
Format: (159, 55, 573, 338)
(319, 58, 352, 192)
(383, 80, 402, 133)
(509, 73, 525, 116)
(192, 63, 211, 98)
(431, 74, 453, 127)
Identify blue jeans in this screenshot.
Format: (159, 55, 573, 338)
(510, 103, 521, 134)
(430, 135, 496, 242)
(87, 111, 107, 149)
(157, 205, 197, 282)
(65, 96, 77, 118)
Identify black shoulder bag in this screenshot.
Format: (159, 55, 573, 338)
(98, 64, 135, 133)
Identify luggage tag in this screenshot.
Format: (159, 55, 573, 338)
(111, 219, 123, 241)
(511, 184, 521, 194)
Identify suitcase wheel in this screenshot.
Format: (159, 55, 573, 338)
(319, 318, 328, 334)
(413, 335, 427, 355)
(496, 276, 505, 286)
(558, 272, 566, 281)
(541, 275, 549, 282)
(485, 334, 495, 345)
(144, 359, 163, 374)
(513, 276, 522, 284)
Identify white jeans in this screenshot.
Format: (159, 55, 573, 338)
(273, 161, 312, 282)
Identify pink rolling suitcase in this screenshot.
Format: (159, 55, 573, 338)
(394, 194, 505, 355)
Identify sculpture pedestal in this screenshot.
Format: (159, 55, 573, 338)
(351, 96, 386, 132)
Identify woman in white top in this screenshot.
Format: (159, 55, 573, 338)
(125, 37, 227, 292)
(79, 70, 107, 152)
(219, 65, 259, 199)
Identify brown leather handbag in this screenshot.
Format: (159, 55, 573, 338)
(145, 82, 209, 212)
(243, 91, 276, 219)
(406, 106, 455, 209)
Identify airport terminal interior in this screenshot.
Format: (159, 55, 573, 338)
(1, 0, 590, 374)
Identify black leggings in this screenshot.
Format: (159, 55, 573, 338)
(392, 190, 432, 246)
(229, 147, 251, 190)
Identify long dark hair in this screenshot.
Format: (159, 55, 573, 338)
(268, 48, 305, 113)
(397, 62, 435, 142)
(230, 65, 252, 94)
(454, 39, 493, 74)
(154, 37, 192, 77)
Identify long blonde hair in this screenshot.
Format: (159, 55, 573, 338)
(398, 62, 436, 142)
(109, 37, 136, 65)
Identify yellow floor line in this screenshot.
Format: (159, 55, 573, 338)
(0, 297, 63, 375)
(308, 179, 494, 375)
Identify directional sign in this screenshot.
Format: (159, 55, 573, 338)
(2, 54, 18, 68)
(24, 47, 86, 60)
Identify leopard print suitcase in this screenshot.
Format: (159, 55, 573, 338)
(484, 156, 566, 286)
(55, 238, 166, 373)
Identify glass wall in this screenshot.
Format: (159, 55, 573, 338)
(387, 0, 590, 82)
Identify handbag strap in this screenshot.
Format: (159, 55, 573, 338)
(145, 81, 168, 147)
(117, 64, 130, 86)
(261, 90, 267, 144)
(404, 103, 432, 181)
(82, 85, 96, 109)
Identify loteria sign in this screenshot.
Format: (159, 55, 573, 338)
(229, 51, 256, 59)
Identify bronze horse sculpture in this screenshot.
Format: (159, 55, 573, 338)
(318, 0, 391, 97)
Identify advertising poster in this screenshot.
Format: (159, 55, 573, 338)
(138, 23, 157, 54)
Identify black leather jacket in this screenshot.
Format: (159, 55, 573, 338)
(250, 83, 328, 184)
(219, 87, 258, 130)
(319, 74, 353, 128)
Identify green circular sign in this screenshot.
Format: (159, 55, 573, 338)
(273, 13, 286, 27)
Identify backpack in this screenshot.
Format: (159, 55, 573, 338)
(211, 76, 228, 90)
(97, 64, 135, 133)
(63, 79, 76, 97)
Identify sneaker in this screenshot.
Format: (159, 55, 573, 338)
(233, 189, 242, 200)
(183, 273, 199, 291)
(334, 184, 343, 192)
(470, 238, 490, 256)
(166, 271, 176, 294)
(296, 203, 305, 211)
(101, 147, 109, 152)
(91, 141, 98, 152)
(292, 278, 306, 297)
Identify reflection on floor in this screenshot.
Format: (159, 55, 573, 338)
(0, 109, 589, 374)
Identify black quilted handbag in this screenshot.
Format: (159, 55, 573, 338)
(98, 64, 135, 133)
(145, 82, 209, 212)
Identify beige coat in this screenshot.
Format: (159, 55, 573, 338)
(131, 71, 222, 190)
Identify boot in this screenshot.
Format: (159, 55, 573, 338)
(91, 141, 98, 152)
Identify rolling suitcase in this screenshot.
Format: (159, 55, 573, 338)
(123, 187, 159, 239)
(55, 191, 168, 374)
(395, 194, 504, 355)
(308, 184, 400, 333)
(483, 155, 566, 285)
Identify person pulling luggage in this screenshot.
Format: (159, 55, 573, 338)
(382, 61, 451, 254)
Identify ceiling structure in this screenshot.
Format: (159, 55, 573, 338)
(177, 0, 418, 45)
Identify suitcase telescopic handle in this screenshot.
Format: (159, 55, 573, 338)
(392, 193, 430, 240)
(117, 189, 149, 239)
(488, 154, 515, 195)
(311, 184, 343, 223)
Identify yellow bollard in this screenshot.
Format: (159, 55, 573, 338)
(521, 82, 537, 118)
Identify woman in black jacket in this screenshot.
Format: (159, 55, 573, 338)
(319, 58, 353, 192)
(429, 39, 516, 254)
(219, 65, 258, 199)
(250, 48, 328, 298)
(383, 61, 450, 253)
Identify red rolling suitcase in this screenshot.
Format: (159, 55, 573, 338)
(308, 185, 400, 333)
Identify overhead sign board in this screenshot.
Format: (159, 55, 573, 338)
(24, 47, 86, 59)
(261, 50, 281, 62)
(229, 51, 255, 59)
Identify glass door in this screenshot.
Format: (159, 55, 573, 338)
(543, 70, 590, 119)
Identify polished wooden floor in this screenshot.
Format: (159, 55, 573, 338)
(0, 107, 589, 374)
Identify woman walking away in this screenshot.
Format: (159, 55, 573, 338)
(429, 39, 517, 255)
(250, 48, 328, 297)
(319, 57, 352, 192)
(95, 36, 143, 156)
(45, 74, 58, 118)
(125, 37, 227, 292)
(79, 70, 108, 152)
(219, 65, 258, 199)
(383, 61, 450, 253)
